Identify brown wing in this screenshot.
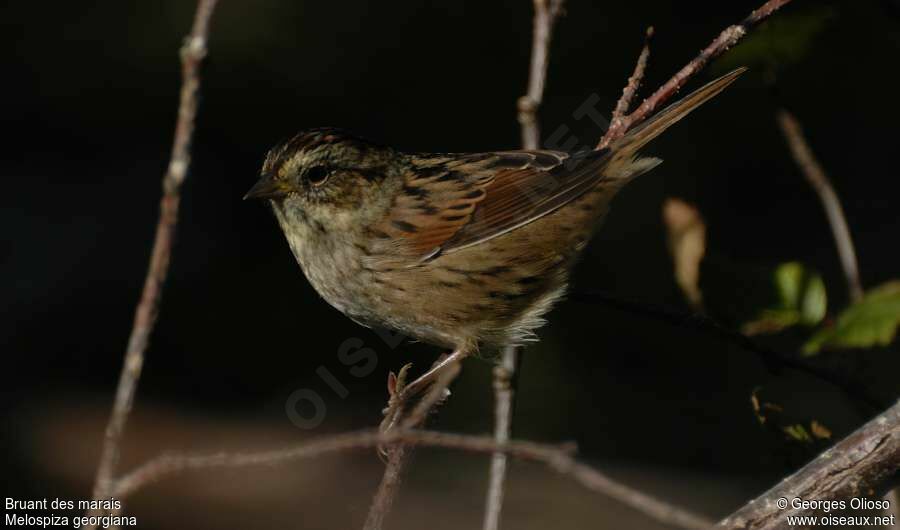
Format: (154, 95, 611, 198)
(375, 148, 614, 259)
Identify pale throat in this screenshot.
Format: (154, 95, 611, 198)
(269, 199, 370, 313)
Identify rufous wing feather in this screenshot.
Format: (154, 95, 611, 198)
(376, 149, 615, 258)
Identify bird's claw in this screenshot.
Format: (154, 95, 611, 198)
(385, 363, 413, 404)
(378, 363, 414, 459)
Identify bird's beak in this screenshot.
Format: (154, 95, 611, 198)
(244, 174, 288, 200)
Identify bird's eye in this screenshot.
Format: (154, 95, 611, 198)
(305, 166, 331, 186)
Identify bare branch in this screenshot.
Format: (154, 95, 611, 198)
(89, 0, 219, 520)
(518, 0, 566, 150)
(598, 26, 654, 150)
(115, 428, 713, 530)
(776, 109, 864, 302)
(717, 401, 900, 529)
(599, 0, 794, 148)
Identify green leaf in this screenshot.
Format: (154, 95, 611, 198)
(783, 424, 813, 443)
(773, 262, 828, 323)
(804, 281, 900, 355)
(742, 262, 827, 335)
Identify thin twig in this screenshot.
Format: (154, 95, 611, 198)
(115, 428, 713, 530)
(363, 361, 463, 530)
(598, 0, 794, 148)
(518, 0, 565, 150)
(598, 26, 654, 150)
(717, 400, 900, 529)
(88, 0, 218, 523)
(776, 109, 864, 302)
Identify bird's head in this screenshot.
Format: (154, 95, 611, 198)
(246, 128, 401, 229)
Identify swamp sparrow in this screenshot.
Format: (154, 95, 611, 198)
(246, 69, 744, 411)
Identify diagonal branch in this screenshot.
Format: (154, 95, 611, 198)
(776, 109, 864, 302)
(717, 400, 900, 529)
(599, 0, 794, 148)
(88, 0, 219, 518)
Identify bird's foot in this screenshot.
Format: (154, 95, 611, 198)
(380, 349, 468, 433)
(379, 363, 414, 436)
(377, 350, 466, 456)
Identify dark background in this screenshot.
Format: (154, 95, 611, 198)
(3, 1, 899, 528)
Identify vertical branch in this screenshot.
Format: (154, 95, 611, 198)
(486, 2, 564, 530)
(776, 109, 863, 302)
(517, 0, 565, 151)
(89, 0, 219, 510)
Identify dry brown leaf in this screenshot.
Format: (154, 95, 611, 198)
(810, 420, 832, 440)
(663, 198, 707, 310)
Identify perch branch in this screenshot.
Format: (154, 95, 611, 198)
(598, 0, 794, 148)
(717, 400, 900, 529)
(776, 109, 864, 302)
(517, 0, 565, 150)
(88, 0, 219, 518)
(115, 427, 713, 530)
(363, 363, 462, 530)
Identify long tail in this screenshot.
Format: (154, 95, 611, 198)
(610, 67, 747, 164)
